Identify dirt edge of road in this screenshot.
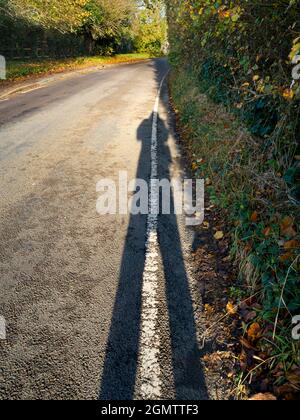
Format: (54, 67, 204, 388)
(169, 83, 243, 401)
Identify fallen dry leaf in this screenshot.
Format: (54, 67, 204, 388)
(242, 310, 257, 323)
(204, 304, 214, 314)
(263, 227, 272, 237)
(226, 302, 237, 315)
(279, 252, 293, 263)
(247, 322, 262, 342)
(239, 349, 248, 371)
(287, 369, 300, 385)
(282, 88, 295, 101)
(214, 231, 224, 240)
(284, 240, 299, 250)
(244, 242, 253, 254)
(249, 393, 277, 401)
(250, 211, 259, 222)
(240, 337, 257, 351)
(280, 216, 296, 237)
(275, 383, 298, 397)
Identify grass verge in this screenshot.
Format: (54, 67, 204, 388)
(0, 53, 153, 85)
(169, 67, 300, 400)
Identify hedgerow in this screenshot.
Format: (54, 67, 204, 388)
(166, 0, 300, 396)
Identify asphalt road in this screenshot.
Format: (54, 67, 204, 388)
(0, 59, 208, 400)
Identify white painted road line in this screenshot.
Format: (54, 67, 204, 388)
(139, 74, 168, 399)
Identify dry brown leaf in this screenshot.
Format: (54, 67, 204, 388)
(287, 369, 300, 385)
(239, 349, 248, 371)
(283, 226, 297, 238)
(244, 242, 253, 254)
(263, 227, 272, 237)
(281, 216, 293, 228)
(279, 252, 293, 263)
(284, 240, 299, 250)
(247, 322, 262, 342)
(240, 337, 257, 351)
(275, 383, 297, 397)
(280, 216, 296, 237)
(249, 393, 277, 401)
(250, 211, 259, 222)
(243, 310, 257, 323)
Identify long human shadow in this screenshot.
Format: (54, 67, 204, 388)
(99, 60, 208, 400)
(99, 111, 151, 400)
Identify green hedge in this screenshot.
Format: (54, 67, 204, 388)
(166, 0, 300, 373)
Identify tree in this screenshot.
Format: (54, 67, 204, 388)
(8, 0, 90, 33)
(132, 0, 167, 55)
(1, 0, 167, 56)
(81, 0, 134, 54)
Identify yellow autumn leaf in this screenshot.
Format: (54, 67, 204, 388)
(283, 88, 295, 101)
(226, 302, 237, 315)
(214, 231, 224, 240)
(247, 322, 262, 342)
(204, 304, 214, 314)
(219, 10, 231, 19)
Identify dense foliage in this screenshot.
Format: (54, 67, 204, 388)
(166, 0, 300, 394)
(0, 0, 167, 57)
(132, 0, 167, 55)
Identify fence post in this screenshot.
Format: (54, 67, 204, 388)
(0, 55, 6, 80)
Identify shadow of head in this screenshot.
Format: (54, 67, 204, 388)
(137, 112, 169, 147)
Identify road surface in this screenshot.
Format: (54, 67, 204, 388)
(0, 59, 208, 400)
